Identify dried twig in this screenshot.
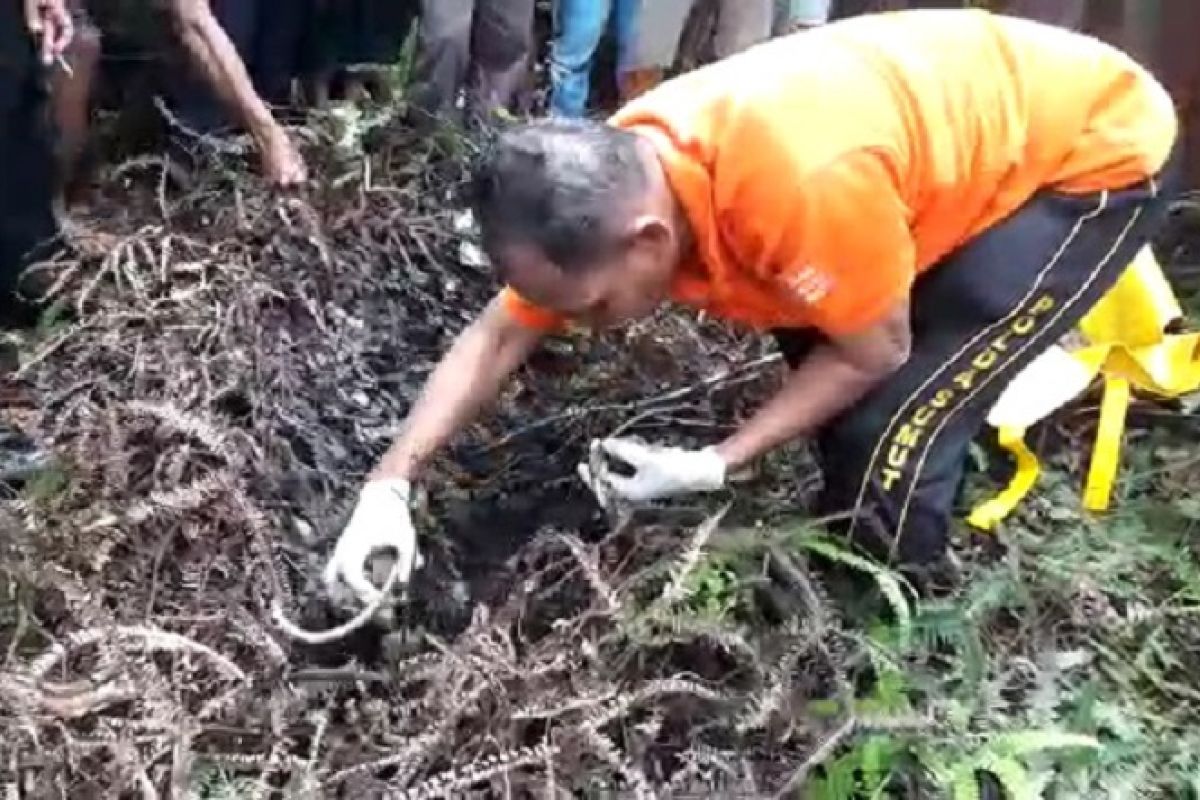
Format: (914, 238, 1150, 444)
(772, 717, 858, 798)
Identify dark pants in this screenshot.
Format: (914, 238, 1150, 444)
(0, 0, 57, 319)
(174, 0, 314, 133)
(318, 0, 420, 68)
(411, 0, 536, 123)
(774, 163, 1176, 565)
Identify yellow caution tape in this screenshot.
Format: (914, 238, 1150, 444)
(969, 245, 1200, 530)
(966, 426, 1039, 530)
(1083, 376, 1131, 512)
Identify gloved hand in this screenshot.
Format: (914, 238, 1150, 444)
(577, 437, 727, 508)
(323, 479, 422, 606)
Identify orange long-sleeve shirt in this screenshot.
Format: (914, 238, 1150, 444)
(502, 9, 1177, 336)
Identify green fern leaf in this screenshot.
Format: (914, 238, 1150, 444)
(951, 764, 983, 800)
(805, 752, 859, 800)
(859, 735, 900, 780)
(993, 731, 1101, 758)
(976, 753, 1036, 800)
(797, 536, 913, 630)
(857, 667, 912, 716)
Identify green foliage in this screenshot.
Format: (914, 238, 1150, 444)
(21, 465, 71, 507)
(806, 735, 905, 800)
(681, 556, 740, 619)
(186, 765, 257, 800)
(655, 420, 1200, 798)
(794, 534, 913, 631)
(946, 733, 1099, 800)
(35, 298, 70, 340)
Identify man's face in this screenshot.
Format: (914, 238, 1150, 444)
(501, 223, 679, 329)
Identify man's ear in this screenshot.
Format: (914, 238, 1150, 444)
(627, 215, 673, 253)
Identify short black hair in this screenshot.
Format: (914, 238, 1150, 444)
(469, 118, 650, 275)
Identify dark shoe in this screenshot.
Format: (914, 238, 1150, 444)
(899, 550, 964, 598)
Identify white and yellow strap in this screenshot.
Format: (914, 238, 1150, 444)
(970, 245, 1200, 529)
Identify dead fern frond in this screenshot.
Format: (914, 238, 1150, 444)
(27, 625, 246, 683)
(630, 610, 759, 663)
(386, 651, 447, 685)
(385, 744, 559, 800)
(119, 473, 231, 528)
(226, 608, 288, 669)
(665, 745, 742, 796)
(512, 688, 617, 722)
(658, 505, 729, 607)
(232, 485, 294, 615)
(392, 680, 492, 786)
(125, 400, 239, 463)
(557, 533, 620, 614)
(737, 629, 816, 733)
(324, 731, 443, 789)
(581, 727, 653, 800)
(203, 751, 306, 770)
(585, 678, 722, 732)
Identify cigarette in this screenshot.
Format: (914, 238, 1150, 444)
(55, 55, 73, 77)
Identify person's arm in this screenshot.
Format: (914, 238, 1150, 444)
(716, 300, 911, 469)
(711, 119, 917, 464)
(372, 296, 547, 481)
(168, 0, 307, 186)
(324, 297, 546, 603)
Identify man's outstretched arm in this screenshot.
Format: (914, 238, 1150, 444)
(583, 303, 911, 507)
(716, 301, 912, 470)
(373, 296, 546, 481)
(169, 0, 307, 186)
(325, 297, 545, 604)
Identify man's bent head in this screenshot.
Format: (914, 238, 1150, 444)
(470, 119, 685, 328)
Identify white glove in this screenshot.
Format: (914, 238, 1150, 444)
(577, 438, 727, 508)
(323, 479, 422, 606)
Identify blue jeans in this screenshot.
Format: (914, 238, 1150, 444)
(550, 0, 640, 118)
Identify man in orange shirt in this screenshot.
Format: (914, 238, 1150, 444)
(324, 9, 1178, 604)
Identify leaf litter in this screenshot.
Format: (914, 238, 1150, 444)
(0, 122, 843, 798)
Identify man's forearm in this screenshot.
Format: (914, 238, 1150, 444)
(171, 0, 279, 145)
(372, 305, 542, 482)
(715, 345, 895, 470)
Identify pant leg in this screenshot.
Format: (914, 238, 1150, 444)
(171, 0, 260, 133)
(626, 0, 693, 71)
(469, 0, 536, 119)
(251, 0, 313, 111)
(712, 0, 773, 59)
(776, 0, 832, 32)
(612, 0, 642, 75)
(778, 167, 1175, 565)
(0, 2, 58, 281)
(549, 0, 612, 118)
(412, 0, 475, 122)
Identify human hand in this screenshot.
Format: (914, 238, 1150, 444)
(24, 0, 73, 66)
(323, 479, 423, 606)
(577, 437, 727, 508)
(261, 130, 308, 188)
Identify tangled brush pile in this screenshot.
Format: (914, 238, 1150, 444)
(0, 123, 851, 797)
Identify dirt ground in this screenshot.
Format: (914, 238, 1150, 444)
(0, 115, 851, 798)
